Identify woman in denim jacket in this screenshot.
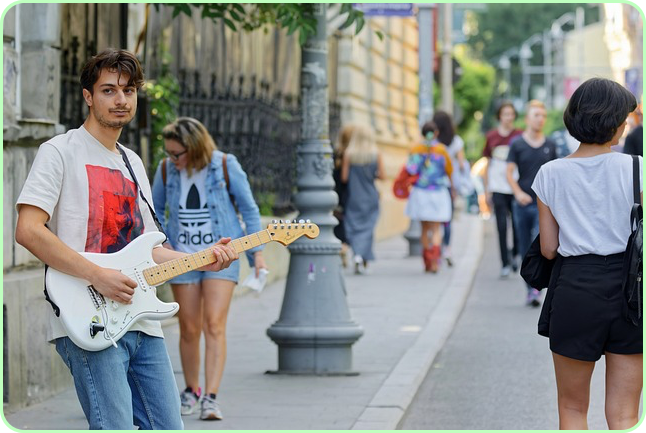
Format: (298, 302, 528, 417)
(152, 117, 266, 421)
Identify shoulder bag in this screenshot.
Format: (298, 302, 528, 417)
(622, 155, 643, 326)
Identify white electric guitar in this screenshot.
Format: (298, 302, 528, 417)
(46, 220, 319, 351)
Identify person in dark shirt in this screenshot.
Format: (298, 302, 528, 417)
(623, 104, 642, 156)
(507, 100, 557, 307)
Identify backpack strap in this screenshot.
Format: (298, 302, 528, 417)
(162, 157, 168, 187)
(632, 155, 640, 205)
(221, 152, 239, 213)
(222, 153, 230, 193)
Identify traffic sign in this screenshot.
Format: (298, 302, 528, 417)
(353, 3, 414, 17)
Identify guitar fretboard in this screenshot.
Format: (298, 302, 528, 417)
(143, 230, 272, 286)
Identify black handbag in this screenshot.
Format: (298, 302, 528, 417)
(520, 234, 555, 290)
(622, 155, 643, 326)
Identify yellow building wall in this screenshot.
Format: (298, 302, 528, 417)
(333, 16, 420, 240)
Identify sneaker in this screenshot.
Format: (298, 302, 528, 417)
(180, 387, 200, 416)
(526, 288, 541, 307)
(442, 247, 454, 267)
(511, 255, 521, 272)
(354, 255, 364, 275)
(500, 266, 511, 279)
(200, 394, 223, 421)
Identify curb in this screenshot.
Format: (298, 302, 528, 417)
(352, 216, 484, 430)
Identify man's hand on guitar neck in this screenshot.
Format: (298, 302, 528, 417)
(199, 237, 239, 272)
(152, 237, 239, 272)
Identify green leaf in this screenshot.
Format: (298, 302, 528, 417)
(223, 18, 237, 31)
(354, 16, 365, 34)
(229, 9, 242, 22)
(375, 30, 384, 41)
(232, 3, 245, 14)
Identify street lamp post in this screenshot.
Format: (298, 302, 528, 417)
(266, 4, 363, 374)
(498, 54, 511, 99)
(550, 8, 584, 108)
(519, 33, 543, 103)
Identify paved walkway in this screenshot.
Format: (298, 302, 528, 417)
(4, 213, 483, 430)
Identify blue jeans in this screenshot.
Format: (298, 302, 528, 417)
(55, 332, 183, 430)
(512, 200, 539, 290)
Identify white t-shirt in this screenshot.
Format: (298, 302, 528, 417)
(16, 126, 164, 341)
(532, 152, 642, 257)
(176, 167, 214, 253)
(488, 145, 518, 194)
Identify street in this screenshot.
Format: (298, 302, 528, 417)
(400, 221, 609, 430)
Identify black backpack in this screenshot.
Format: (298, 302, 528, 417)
(622, 155, 643, 326)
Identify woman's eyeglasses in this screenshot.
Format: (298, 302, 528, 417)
(165, 149, 187, 160)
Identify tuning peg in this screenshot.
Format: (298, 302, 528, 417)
(299, 219, 305, 223)
(285, 219, 291, 224)
(272, 219, 278, 224)
(306, 219, 311, 223)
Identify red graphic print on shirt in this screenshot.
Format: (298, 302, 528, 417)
(84, 165, 144, 253)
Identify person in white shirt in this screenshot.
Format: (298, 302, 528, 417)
(15, 48, 238, 429)
(532, 78, 642, 430)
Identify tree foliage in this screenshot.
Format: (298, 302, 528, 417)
(159, 3, 369, 45)
(454, 53, 495, 129)
(467, 3, 599, 61)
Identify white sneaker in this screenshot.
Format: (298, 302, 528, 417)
(500, 266, 511, 279)
(354, 255, 364, 275)
(200, 394, 223, 421)
(180, 387, 200, 416)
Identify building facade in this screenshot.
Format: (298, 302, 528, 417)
(3, 4, 420, 410)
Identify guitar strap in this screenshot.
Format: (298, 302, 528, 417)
(42, 147, 168, 317)
(43, 263, 60, 317)
(118, 144, 168, 242)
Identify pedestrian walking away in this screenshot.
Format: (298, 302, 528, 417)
(506, 100, 557, 307)
(14, 49, 238, 430)
(341, 124, 385, 275)
(333, 125, 354, 268)
(405, 121, 454, 273)
(433, 110, 469, 268)
(483, 100, 523, 279)
(152, 117, 266, 421)
(531, 77, 642, 430)
(623, 101, 642, 157)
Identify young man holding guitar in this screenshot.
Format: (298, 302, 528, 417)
(15, 49, 239, 429)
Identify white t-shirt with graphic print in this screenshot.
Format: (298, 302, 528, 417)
(16, 125, 164, 342)
(175, 167, 215, 253)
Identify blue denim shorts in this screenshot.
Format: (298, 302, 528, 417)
(169, 259, 239, 284)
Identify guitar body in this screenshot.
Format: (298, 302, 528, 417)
(44, 221, 320, 352)
(46, 232, 179, 351)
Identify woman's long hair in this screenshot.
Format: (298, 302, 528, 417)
(432, 110, 455, 146)
(335, 124, 356, 169)
(344, 124, 379, 165)
(162, 117, 217, 176)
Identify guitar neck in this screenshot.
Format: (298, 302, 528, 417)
(143, 230, 272, 286)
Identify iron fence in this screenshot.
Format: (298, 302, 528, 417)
(60, 46, 340, 214)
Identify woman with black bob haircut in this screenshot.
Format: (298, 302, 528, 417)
(563, 77, 638, 144)
(532, 77, 642, 429)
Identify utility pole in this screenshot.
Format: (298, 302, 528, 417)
(404, 3, 436, 257)
(417, 3, 434, 125)
(266, 4, 363, 374)
(440, 3, 453, 114)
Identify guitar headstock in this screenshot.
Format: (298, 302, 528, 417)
(267, 219, 320, 246)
